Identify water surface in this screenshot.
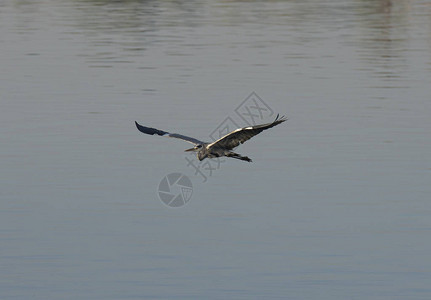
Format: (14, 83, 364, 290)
(1, 0, 431, 299)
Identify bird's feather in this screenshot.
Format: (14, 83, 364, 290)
(208, 114, 287, 150)
(135, 121, 204, 145)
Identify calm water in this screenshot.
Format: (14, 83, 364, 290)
(1, 0, 431, 299)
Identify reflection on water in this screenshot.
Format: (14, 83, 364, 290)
(1, 0, 431, 299)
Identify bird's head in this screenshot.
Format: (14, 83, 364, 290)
(184, 144, 202, 152)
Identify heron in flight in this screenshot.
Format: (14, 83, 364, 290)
(135, 114, 287, 162)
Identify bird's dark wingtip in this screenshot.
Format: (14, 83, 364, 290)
(135, 121, 142, 131)
(274, 114, 288, 123)
(135, 121, 146, 133)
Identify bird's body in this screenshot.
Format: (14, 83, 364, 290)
(135, 114, 287, 162)
(193, 143, 252, 162)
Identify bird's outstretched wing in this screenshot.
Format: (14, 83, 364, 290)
(208, 114, 287, 150)
(135, 121, 204, 145)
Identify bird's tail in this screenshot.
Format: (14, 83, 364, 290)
(226, 152, 252, 162)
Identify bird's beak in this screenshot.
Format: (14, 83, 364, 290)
(184, 147, 195, 152)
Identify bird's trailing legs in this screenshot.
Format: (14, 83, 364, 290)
(226, 152, 252, 162)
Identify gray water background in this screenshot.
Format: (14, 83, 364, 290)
(1, 0, 431, 299)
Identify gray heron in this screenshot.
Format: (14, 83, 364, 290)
(135, 114, 287, 162)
